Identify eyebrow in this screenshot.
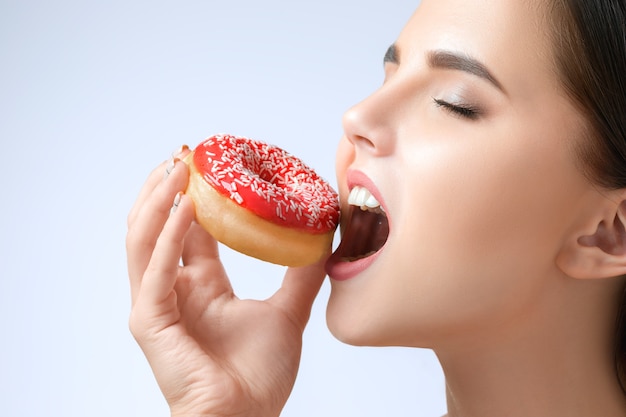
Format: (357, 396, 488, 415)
(428, 49, 503, 91)
(383, 43, 504, 92)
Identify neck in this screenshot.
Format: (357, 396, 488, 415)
(435, 277, 626, 417)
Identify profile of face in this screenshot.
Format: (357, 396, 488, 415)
(325, 0, 609, 348)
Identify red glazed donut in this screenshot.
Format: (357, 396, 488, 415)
(184, 134, 340, 266)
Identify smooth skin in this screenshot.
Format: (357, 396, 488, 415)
(127, 0, 626, 416)
(329, 1, 626, 416)
(127, 149, 327, 417)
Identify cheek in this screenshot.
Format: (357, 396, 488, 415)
(400, 140, 566, 291)
(328, 128, 587, 347)
(398, 119, 585, 267)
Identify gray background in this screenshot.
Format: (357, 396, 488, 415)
(0, 1, 446, 416)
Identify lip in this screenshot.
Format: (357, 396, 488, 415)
(325, 249, 385, 281)
(325, 169, 389, 281)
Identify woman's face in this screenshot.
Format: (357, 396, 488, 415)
(326, 0, 600, 347)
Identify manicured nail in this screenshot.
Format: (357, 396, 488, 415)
(172, 144, 189, 158)
(170, 192, 183, 215)
(163, 157, 180, 180)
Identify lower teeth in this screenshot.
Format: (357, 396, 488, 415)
(360, 205, 384, 214)
(341, 250, 377, 262)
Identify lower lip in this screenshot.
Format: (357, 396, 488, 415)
(325, 249, 383, 281)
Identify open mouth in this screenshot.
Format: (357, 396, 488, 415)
(332, 186, 390, 262)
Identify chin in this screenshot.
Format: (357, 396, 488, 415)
(325, 290, 401, 347)
(324, 291, 370, 346)
(326, 314, 423, 348)
(326, 315, 381, 347)
(325, 279, 448, 349)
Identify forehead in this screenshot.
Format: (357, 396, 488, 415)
(394, 0, 559, 94)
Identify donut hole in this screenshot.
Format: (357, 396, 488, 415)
(193, 134, 339, 233)
(239, 145, 291, 186)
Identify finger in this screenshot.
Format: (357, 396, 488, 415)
(140, 193, 195, 306)
(269, 257, 328, 330)
(127, 160, 189, 303)
(181, 221, 220, 265)
(176, 220, 234, 303)
(127, 160, 168, 230)
(127, 145, 190, 228)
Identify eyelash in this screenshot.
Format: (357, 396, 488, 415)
(433, 98, 481, 120)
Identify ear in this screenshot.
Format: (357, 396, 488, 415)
(557, 199, 626, 279)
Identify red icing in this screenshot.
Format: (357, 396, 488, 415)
(192, 134, 340, 233)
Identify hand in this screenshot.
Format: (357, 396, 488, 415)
(126, 150, 327, 417)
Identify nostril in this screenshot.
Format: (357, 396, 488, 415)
(342, 108, 381, 152)
(352, 134, 376, 150)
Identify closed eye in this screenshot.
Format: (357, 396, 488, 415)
(433, 98, 481, 120)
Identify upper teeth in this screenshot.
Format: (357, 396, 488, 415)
(348, 186, 383, 211)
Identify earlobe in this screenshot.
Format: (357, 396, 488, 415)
(557, 201, 626, 279)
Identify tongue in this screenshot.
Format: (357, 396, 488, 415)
(333, 206, 389, 261)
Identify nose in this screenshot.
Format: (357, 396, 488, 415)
(342, 86, 398, 157)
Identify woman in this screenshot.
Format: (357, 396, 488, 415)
(126, 0, 626, 415)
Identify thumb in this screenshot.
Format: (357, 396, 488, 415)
(269, 258, 327, 330)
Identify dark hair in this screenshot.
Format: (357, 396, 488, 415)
(547, 0, 626, 391)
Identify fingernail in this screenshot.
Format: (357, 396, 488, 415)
(172, 144, 189, 158)
(163, 157, 180, 180)
(170, 192, 183, 215)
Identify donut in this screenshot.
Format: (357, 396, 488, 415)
(183, 134, 340, 266)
